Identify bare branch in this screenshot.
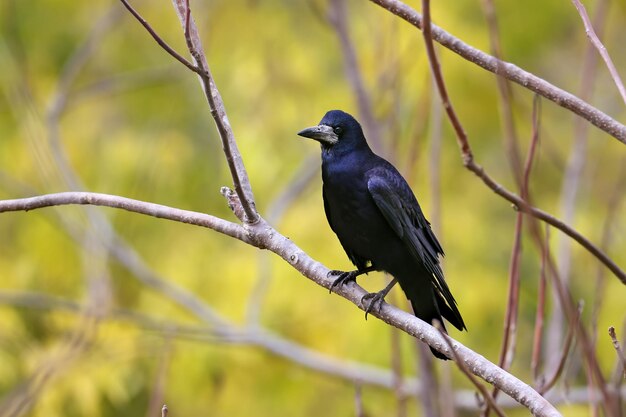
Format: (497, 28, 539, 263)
(0, 191, 562, 416)
(328, 0, 384, 154)
(608, 327, 626, 379)
(412, 0, 625, 285)
(538, 302, 581, 395)
(120, 0, 258, 222)
(531, 226, 549, 382)
(169, 0, 258, 223)
(550, 0, 608, 371)
(0, 192, 250, 243)
(570, 0, 626, 105)
(436, 323, 508, 417)
(368, 0, 626, 144)
(118, 0, 205, 77)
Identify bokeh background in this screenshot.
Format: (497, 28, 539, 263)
(0, 0, 625, 416)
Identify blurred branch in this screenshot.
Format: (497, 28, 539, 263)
(4, 289, 617, 411)
(328, 0, 384, 154)
(0, 191, 561, 416)
(538, 302, 582, 395)
(368, 0, 626, 144)
(436, 324, 507, 417)
(246, 155, 319, 325)
(608, 327, 626, 379)
(354, 383, 365, 417)
(570, 0, 626, 105)
(550, 0, 608, 373)
(480, 0, 523, 186)
(417, 342, 439, 417)
(531, 226, 549, 382)
(410, 0, 625, 286)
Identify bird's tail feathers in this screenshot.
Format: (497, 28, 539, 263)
(408, 298, 450, 360)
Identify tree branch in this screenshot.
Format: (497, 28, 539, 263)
(570, 0, 626, 105)
(0, 191, 561, 416)
(0, 192, 250, 244)
(406, 0, 625, 285)
(367, 0, 626, 144)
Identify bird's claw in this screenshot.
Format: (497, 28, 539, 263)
(361, 290, 387, 320)
(328, 270, 357, 293)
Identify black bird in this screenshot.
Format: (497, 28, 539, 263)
(298, 110, 465, 359)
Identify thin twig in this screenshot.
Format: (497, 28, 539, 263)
(608, 327, 626, 379)
(169, 0, 258, 223)
(570, 0, 626, 105)
(550, 0, 608, 373)
(531, 226, 549, 382)
(538, 302, 583, 394)
(121, 0, 258, 222)
(328, 0, 384, 154)
(414, 0, 625, 285)
(118, 0, 206, 77)
(435, 323, 508, 417)
(419, 1, 616, 412)
(0, 191, 563, 416)
(368, 0, 626, 143)
(480, 0, 523, 186)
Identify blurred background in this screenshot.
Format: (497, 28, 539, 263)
(0, 0, 625, 416)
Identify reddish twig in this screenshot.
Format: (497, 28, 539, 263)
(415, 0, 625, 285)
(538, 302, 582, 394)
(570, 0, 626, 105)
(0, 191, 563, 416)
(550, 0, 609, 373)
(170, 0, 258, 223)
(368, 0, 626, 143)
(608, 327, 626, 379)
(480, 0, 523, 186)
(531, 226, 549, 382)
(435, 323, 507, 417)
(420, 1, 618, 412)
(489, 94, 542, 417)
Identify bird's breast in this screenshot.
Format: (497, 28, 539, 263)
(322, 170, 397, 258)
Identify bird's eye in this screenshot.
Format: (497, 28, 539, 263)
(333, 126, 343, 135)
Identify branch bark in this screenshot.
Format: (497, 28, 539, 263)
(367, 0, 626, 144)
(0, 191, 562, 417)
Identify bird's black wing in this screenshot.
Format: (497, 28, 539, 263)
(367, 166, 465, 330)
(323, 189, 369, 270)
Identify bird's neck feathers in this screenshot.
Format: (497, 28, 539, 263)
(321, 131, 372, 160)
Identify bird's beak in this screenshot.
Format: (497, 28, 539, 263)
(297, 124, 338, 146)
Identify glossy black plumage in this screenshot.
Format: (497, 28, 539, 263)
(298, 110, 466, 359)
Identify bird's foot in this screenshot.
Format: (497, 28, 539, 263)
(327, 270, 358, 293)
(360, 290, 388, 320)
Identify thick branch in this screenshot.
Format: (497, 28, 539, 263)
(368, 0, 626, 144)
(0, 191, 561, 416)
(0, 192, 250, 243)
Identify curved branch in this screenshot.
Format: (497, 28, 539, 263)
(412, 0, 625, 285)
(119, 0, 258, 223)
(0, 191, 561, 416)
(0, 192, 250, 244)
(368, 0, 626, 144)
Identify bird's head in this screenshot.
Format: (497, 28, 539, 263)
(297, 110, 367, 151)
